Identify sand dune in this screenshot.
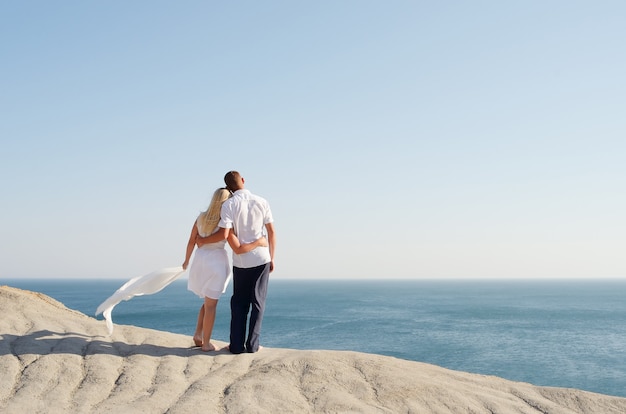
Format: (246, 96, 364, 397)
(1, 285, 625, 414)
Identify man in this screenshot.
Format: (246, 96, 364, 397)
(198, 171, 276, 353)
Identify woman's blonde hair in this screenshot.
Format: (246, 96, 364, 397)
(197, 188, 231, 235)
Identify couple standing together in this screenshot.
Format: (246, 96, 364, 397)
(182, 170, 276, 354)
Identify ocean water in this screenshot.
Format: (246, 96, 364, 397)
(3, 278, 626, 398)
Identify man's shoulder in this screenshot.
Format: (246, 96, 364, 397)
(250, 193, 271, 206)
(249, 191, 267, 200)
(239, 190, 269, 202)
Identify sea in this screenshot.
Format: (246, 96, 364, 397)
(3, 278, 626, 398)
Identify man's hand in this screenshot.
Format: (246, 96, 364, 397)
(196, 234, 208, 247)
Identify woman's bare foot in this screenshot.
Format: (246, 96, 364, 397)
(193, 335, 203, 347)
(201, 342, 216, 352)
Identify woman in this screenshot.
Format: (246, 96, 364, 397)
(182, 187, 267, 351)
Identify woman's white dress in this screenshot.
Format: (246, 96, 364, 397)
(95, 220, 232, 335)
(187, 221, 232, 300)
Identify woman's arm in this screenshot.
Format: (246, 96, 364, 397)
(182, 222, 199, 270)
(227, 232, 268, 254)
(196, 227, 227, 246)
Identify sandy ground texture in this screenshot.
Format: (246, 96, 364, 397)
(1, 285, 625, 414)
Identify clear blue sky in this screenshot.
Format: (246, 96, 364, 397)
(1, 1, 624, 280)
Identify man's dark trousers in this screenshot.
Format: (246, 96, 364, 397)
(229, 263, 270, 354)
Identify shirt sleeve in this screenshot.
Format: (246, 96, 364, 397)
(218, 202, 233, 229)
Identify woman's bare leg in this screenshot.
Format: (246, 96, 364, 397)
(201, 297, 218, 351)
(193, 304, 204, 347)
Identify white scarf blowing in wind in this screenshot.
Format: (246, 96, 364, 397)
(95, 267, 187, 335)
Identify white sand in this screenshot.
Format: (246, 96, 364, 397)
(1, 285, 625, 414)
